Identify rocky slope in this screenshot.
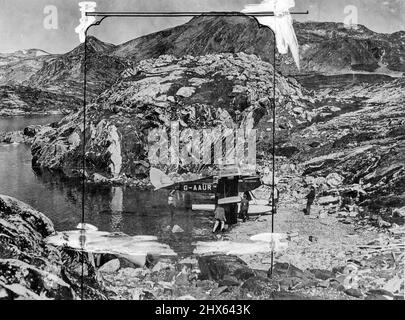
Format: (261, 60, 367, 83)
(0, 85, 80, 116)
(23, 14, 277, 102)
(251, 74, 404, 229)
(285, 77, 404, 212)
(284, 22, 405, 75)
(27, 15, 405, 93)
(112, 14, 276, 64)
(0, 194, 106, 300)
(0, 49, 52, 85)
(0, 39, 128, 115)
(27, 37, 129, 97)
(31, 53, 309, 184)
(0, 48, 82, 115)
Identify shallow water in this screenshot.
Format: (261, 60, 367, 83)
(0, 116, 213, 256)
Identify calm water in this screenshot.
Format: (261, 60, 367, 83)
(0, 116, 213, 256)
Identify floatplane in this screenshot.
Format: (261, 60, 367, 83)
(150, 165, 274, 216)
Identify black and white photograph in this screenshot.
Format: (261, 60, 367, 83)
(0, 0, 404, 304)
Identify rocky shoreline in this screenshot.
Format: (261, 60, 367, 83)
(0, 110, 66, 117)
(0, 194, 107, 299)
(0, 125, 43, 144)
(1, 192, 403, 300)
(97, 185, 404, 301)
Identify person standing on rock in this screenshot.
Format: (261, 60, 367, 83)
(213, 204, 226, 233)
(239, 192, 250, 222)
(305, 185, 316, 216)
(270, 186, 279, 211)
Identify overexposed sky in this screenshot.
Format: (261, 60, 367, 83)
(0, 0, 403, 53)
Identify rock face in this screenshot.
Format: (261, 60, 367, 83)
(290, 77, 404, 212)
(31, 53, 308, 183)
(286, 22, 405, 75)
(198, 255, 256, 286)
(0, 194, 74, 299)
(0, 195, 105, 300)
(112, 14, 276, 64)
(0, 85, 76, 116)
(28, 37, 128, 98)
(0, 49, 52, 86)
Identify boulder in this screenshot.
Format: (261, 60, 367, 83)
(67, 132, 80, 147)
(241, 276, 278, 295)
(344, 288, 363, 298)
(308, 269, 335, 280)
(210, 286, 229, 297)
(99, 259, 120, 274)
(393, 207, 405, 218)
(176, 87, 196, 98)
(152, 261, 174, 273)
(23, 125, 42, 137)
(326, 173, 343, 187)
(91, 173, 109, 183)
(0, 259, 74, 300)
(172, 225, 184, 233)
(118, 267, 150, 279)
(318, 196, 340, 205)
(178, 257, 198, 268)
(198, 255, 256, 284)
(268, 262, 318, 290)
(0, 194, 106, 300)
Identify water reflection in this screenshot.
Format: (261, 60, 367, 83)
(110, 186, 123, 232)
(0, 116, 214, 256)
(35, 169, 214, 256)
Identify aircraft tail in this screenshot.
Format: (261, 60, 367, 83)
(150, 168, 174, 190)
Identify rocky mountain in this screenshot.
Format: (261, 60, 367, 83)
(0, 194, 106, 299)
(112, 14, 276, 64)
(0, 49, 52, 85)
(285, 22, 405, 75)
(274, 76, 405, 212)
(0, 39, 122, 116)
(2, 14, 403, 116)
(27, 37, 129, 97)
(25, 14, 277, 100)
(0, 48, 82, 115)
